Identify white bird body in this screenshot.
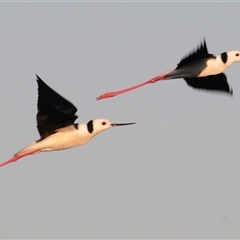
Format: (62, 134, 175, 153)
(180, 51, 239, 78)
(0, 77, 135, 168)
(97, 40, 240, 100)
(37, 123, 95, 151)
(14, 125, 90, 156)
(164, 56, 227, 79)
(200, 56, 226, 76)
(15, 121, 111, 155)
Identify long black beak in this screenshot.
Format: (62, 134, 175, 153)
(111, 122, 136, 127)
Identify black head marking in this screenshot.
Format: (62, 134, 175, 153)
(74, 123, 79, 130)
(177, 39, 216, 69)
(221, 52, 228, 64)
(36, 75, 78, 140)
(87, 120, 94, 134)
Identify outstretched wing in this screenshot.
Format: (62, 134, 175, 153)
(177, 39, 215, 69)
(36, 75, 78, 140)
(184, 73, 233, 95)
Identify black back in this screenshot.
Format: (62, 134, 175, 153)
(177, 39, 215, 69)
(184, 73, 233, 95)
(36, 75, 78, 140)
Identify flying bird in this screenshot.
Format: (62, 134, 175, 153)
(0, 76, 135, 168)
(96, 39, 240, 100)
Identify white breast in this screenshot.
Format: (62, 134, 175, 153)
(198, 56, 227, 77)
(38, 124, 92, 152)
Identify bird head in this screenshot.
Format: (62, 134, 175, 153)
(87, 119, 136, 136)
(226, 51, 240, 66)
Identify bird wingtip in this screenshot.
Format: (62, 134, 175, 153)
(36, 74, 41, 81)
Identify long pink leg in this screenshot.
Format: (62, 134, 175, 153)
(96, 73, 166, 100)
(0, 150, 39, 168)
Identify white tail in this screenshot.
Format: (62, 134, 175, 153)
(14, 141, 39, 156)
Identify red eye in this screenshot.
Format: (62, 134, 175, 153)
(102, 122, 106, 125)
(236, 53, 239, 56)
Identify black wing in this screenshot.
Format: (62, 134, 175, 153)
(184, 73, 233, 95)
(177, 39, 215, 69)
(36, 75, 78, 140)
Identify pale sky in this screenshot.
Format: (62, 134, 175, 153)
(1, 2, 240, 239)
